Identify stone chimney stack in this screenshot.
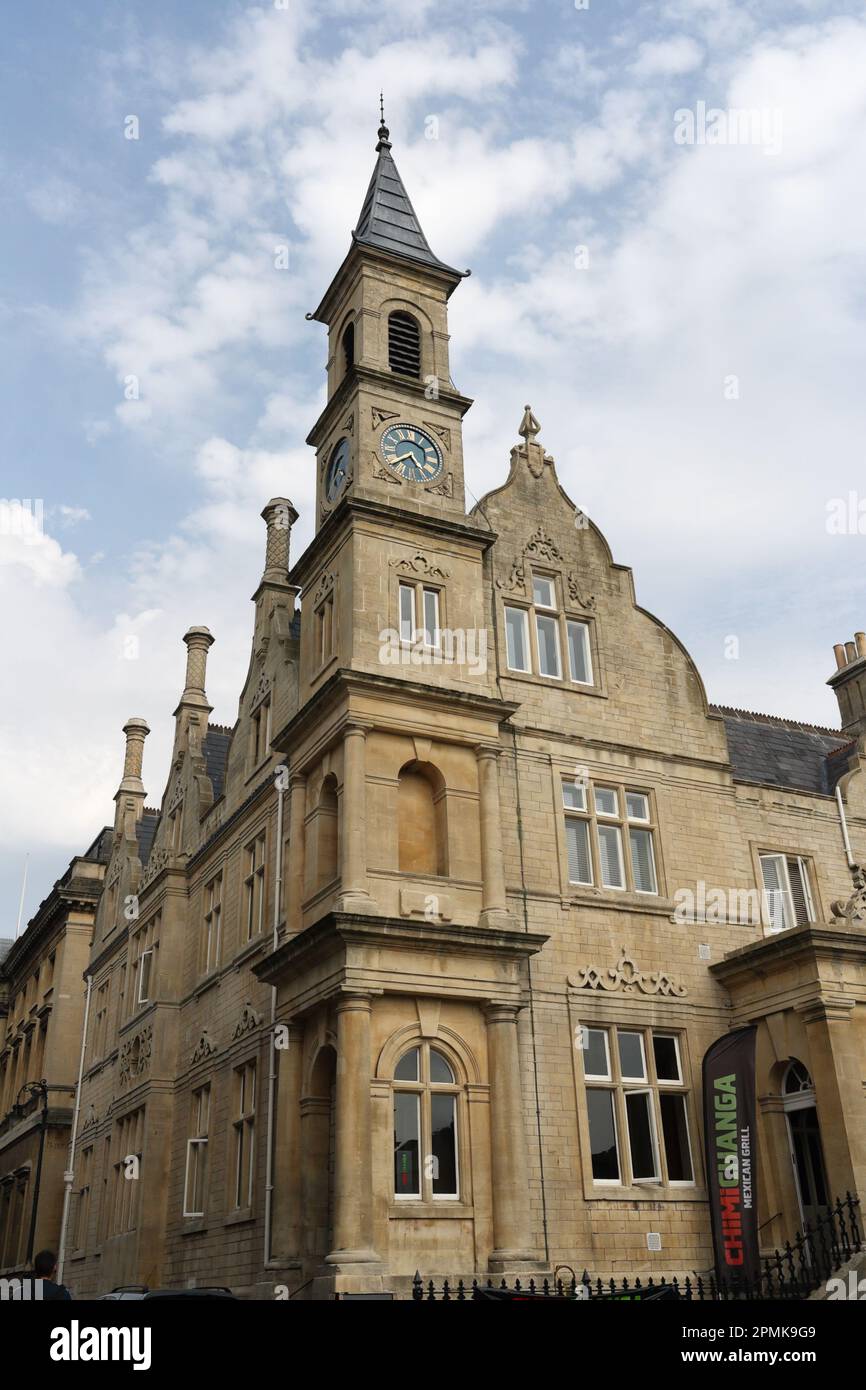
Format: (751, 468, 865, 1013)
(174, 626, 214, 752)
(260, 498, 299, 587)
(828, 632, 866, 737)
(114, 716, 150, 835)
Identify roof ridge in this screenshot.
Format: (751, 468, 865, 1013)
(712, 703, 842, 738)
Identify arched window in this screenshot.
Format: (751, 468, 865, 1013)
(397, 762, 446, 876)
(316, 775, 338, 889)
(393, 1044, 459, 1200)
(341, 321, 355, 375)
(388, 311, 421, 378)
(783, 1060, 814, 1095)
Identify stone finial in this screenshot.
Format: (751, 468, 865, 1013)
(518, 405, 541, 444)
(261, 498, 299, 586)
(182, 626, 214, 698)
(118, 717, 150, 795)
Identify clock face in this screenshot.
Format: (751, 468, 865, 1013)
(380, 423, 443, 484)
(325, 437, 350, 502)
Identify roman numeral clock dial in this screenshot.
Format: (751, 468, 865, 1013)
(380, 423, 444, 484)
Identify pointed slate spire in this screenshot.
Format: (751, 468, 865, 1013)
(351, 100, 461, 275)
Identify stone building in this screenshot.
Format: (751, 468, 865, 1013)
(0, 831, 110, 1273)
(55, 119, 866, 1298)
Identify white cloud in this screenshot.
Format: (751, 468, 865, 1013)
(630, 36, 704, 77)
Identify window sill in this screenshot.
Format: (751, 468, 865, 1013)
(311, 653, 338, 687)
(585, 1184, 705, 1203)
(503, 666, 607, 699)
(389, 1201, 472, 1219)
(224, 1207, 255, 1228)
(232, 934, 265, 970)
(564, 888, 674, 916)
(181, 1217, 208, 1235)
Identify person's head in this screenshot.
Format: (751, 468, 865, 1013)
(34, 1250, 57, 1279)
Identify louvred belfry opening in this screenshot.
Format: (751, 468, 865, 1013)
(388, 311, 421, 377)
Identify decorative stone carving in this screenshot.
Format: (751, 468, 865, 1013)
(371, 452, 402, 485)
(81, 1103, 99, 1132)
(389, 552, 450, 579)
(372, 406, 399, 427)
(252, 670, 271, 708)
(496, 560, 527, 596)
(119, 1024, 153, 1087)
(568, 949, 688, 998)
(233, 1003, 263, 1039)
(566, 573, 596, 610)
(141, 846, 170, 890)
(312, 572, 336, 607)
(343, 412, 354, 436)
(831, 864, 866, 924)
(426, 471, 453, 497)
(525, 526, 563, 562)
(423, 421, 451, 450)
(192, 1029, 218, 1063)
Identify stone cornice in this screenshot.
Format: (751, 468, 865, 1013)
(710, 922, 866, 990)
(272, 668, 518, 759)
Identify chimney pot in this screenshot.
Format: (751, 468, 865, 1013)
(834, 643, 848, 669)
(845, 640, 857, 664)
(856, 632, 866, 659)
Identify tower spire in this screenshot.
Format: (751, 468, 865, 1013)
(377, 91, 391, 151)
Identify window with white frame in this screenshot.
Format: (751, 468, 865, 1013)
(232, 1060, 257, 1210)
(759, 853, 815, 932)
(244, 833, 266, 941)
(503, 570, 594, 686)
(203, 872, 222, 974)
(131, 914, 159, 1009)
(562, 780, 658, 894)
(184, 1085, 210, 1218)
(581, 1025, 694, 1186)
(393, 1044, 459, 1201)
(398, 581, 441, 648)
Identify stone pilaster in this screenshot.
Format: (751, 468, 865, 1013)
(287, 772, 307, 934)
(325, 992, 380, 1269)
(476, 744, 511, 928)
(485, 1002, 536, 1269)
(338, 724, 374, 913)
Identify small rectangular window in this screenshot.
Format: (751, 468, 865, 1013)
(618, 1031, 647, 1082)
(535, 613, 561, 678)
(625, 1090, 660, 1182)
(594, 786, 618, 817)
(562, 780, 587, 811)
(138, 950, 153, 1004)
(587, 1089, 619, 1182)
(399, 584, 415, 643)
(394, 1092, 421, 1198)
(597, 823, 625, 889)
(629, 827, 658, 894)
(532, 574, 556, 609)
(422, 588, 440, 648)
(566, 620, 592, 684)
(566, 818, 593, 885)
(583, 1027, 610, 1080)
(505, 606, 530, 672)
(625, 791, 650, 822)
(652, 1034, 682, 1084)
(660, 1093, 693, 1182)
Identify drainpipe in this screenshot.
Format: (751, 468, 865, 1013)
(263, 772, 286, 1267)
(57, 973, 92, 1285)
(836, 786, 855, 869)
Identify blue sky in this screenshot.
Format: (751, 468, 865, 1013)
(3, 0, 866, 927)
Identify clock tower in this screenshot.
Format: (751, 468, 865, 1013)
(307, 113, 472, 528)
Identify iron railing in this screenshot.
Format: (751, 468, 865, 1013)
(413, 1191, 862, 1301)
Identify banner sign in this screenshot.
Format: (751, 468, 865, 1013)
(702, 1025, 759, 1284)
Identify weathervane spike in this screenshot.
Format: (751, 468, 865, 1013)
(377, 92, 391, 150)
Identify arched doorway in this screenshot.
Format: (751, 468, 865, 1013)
(782, 1061, 830, 1229)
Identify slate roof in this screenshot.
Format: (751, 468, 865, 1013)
(352, 130, 461, 277)
(135, 810, 160, 867)
(713, 705, 852, 795)
(203, 725, 233, 803)
(82, 826, 113, 864)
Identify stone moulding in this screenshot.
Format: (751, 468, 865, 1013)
(191, 1029, 218, 1064)
(233, 1003, 263, 1039)
(119, 1024, 153, 1087)
(568, 949, 688, 997)
(389, 552, 450, 580)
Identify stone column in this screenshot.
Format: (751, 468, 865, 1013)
(799, 999, 864, 1198)
(300, 1096, 332, 1260)
(485, 1003, 536, 1269)
(261, 497, 299, 584)
(476, 744, 510, 928)
(338, 724, 373, 913)
(272, 1022, 304, 1262)
(325, 992, 380, 1268)
(287, 772, 307, 934)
